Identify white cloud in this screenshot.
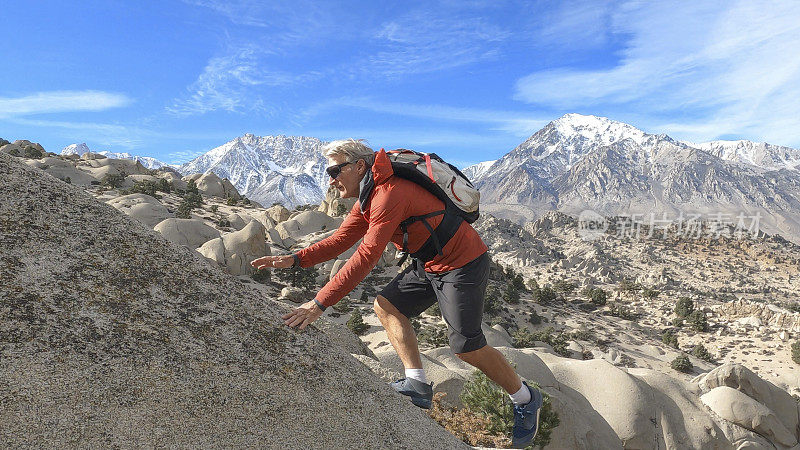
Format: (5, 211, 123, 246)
(369, 10, 509, 77)
(167, 45, 318, 116)
(301, 97, 549, 138)
(514, 0, 800, 146)
(0, 91, 131, 117)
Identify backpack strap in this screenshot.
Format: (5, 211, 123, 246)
(396, 208, 463, 267)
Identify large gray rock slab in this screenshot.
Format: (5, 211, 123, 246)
(275, 210, 336, 241)
(154, 218, 221, 249)
(184, 172, 240, 200)
(0, 152, 468, 449)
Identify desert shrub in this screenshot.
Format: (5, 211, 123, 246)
(295, 203, 317, 211)
(428, 392, 509, 448)
(216, 218, 231, 227)
(8, 147, 20, 156)
(0, 138, 9, 146)
(23, 145, 43, 159)
(502, 284, 520, 304)
(346, 309, 369, 335)
(671, 354, 693, 373)
(484, 285, 502, 316)
(176, 201, 193, 219)
(529, 310, 542, 325)
(527, 278, 540, 292)
(584, 287, 608, 306)
(226, 196, 238, 206)
(686, 310, 708, 332)
(662, 330, 679, 348)
(617, 279, 642, 292)
(251, 268, 271, 284)
(332, 296, 352, 313)
(125, 180, 160, 198)
(241, 197, 251, 205)
(185, 179, 199, 196)
(425, 302, 442, 317)
(675, 297, 695, 318)
(418, 323, 449, 347)
(61, 176, 72, 184)
(410, 317, 422, 334)
(157, 178, 171, 193)
(335, 203, 347, 216)
(672, 317, 685, 328)
(642, 287, 660, 299)
(209, 204, 219, 213)
(552, 279, 577, 294)
(792, 342, 800, 365)
(359, 290, 370, 303)
(275, 265, 318, 290)
(512, 328, 536, 348)
(609, 303, 639, 321)
(527, 327, 570, 357)
(691, 344, 714, 362)
(101, 173, 125, 189)
(460, 371, 559, 448)
(534, 286, 558, 305)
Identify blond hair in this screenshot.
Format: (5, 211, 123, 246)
(322, 139, 374, 166)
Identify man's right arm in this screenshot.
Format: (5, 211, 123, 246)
(294, 202, 368, 267)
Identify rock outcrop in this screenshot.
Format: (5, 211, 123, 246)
(0, 152, 468, 448)
(154, 218, 221, 249)
(197, 220, 269, 275)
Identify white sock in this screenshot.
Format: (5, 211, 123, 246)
(405, 368, 428, 384)
(509, 382, 531, 406)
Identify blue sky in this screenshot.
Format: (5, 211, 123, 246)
(1, 1, 799, 167)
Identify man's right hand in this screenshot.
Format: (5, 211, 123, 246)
(250, 254, 295, 270)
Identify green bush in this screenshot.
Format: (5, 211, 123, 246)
(584, 287, 608, 306)
(125, 180, 160, 198)
(359, 290, 370, 303)
(671, 354, 693, 373)
(8, 147, 20, 156)
(251, 268, 271, 284)
(686, 310, 708, 332)
(332, 296, 352, 313)
(662, 330, 679, 348)
(418, 323, 449, 347)
(642, 287, 660, 299)
(512, 328, 536, 348)
(502, 285, 520, 304)
(484, 286, 501, 316)
(526, 326, 570, 357)
(101, 173, 125, 189)
(346, 309, 369, 335)
(335, 203, 347, 216)
(552, 279, 577, 294)
(675, 297, 695, 318)
(157, 178, 171, 193)
(691, 344, 714, 362)
(534, 286, 558, 305)
(460, 371, 560, 448)
(617, 279, 642, 292)
(410, 317, 422, 334)
(275, 265, 318, 290)
(226, 196, 238, 206)
(425, 302, 442, 317)
(609, 303, 639, 321)
(792, 341, 800, 365)
(672, 317, 685, 328)
(23, 145, 43, 159)
(186, 179, 199, 196)
(529, 310, 542, 325)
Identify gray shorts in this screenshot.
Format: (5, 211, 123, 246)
(378, 252, 489, 353)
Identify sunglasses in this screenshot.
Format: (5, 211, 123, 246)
(326, 161, 352, 179)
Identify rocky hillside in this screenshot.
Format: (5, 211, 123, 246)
(0, 151, 466, 448)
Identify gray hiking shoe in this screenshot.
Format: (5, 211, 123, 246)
(390, 378, 433, 409)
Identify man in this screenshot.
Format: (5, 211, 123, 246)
(251, 139, 542, 447)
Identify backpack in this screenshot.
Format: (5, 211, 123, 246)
(359, 149, 481, 265)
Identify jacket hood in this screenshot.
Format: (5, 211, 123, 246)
(358, 149, 393, 213)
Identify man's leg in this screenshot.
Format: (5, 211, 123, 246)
(374, 295, 423, 369)
(455, 345, 521, 394)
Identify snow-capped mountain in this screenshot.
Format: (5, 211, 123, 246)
(468, 114, 800, 243)
(178, 134, 329, 208)
(60, 143, 170, 170)
(461, 159, 496, 182)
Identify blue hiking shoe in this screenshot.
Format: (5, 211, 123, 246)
(511, 381, 544, 448)
(390, 377, 433, 409)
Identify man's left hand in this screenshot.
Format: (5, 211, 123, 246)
(282, 300, 324, 329)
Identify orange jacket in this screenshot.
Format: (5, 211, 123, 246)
(296, 149, 488, 307)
